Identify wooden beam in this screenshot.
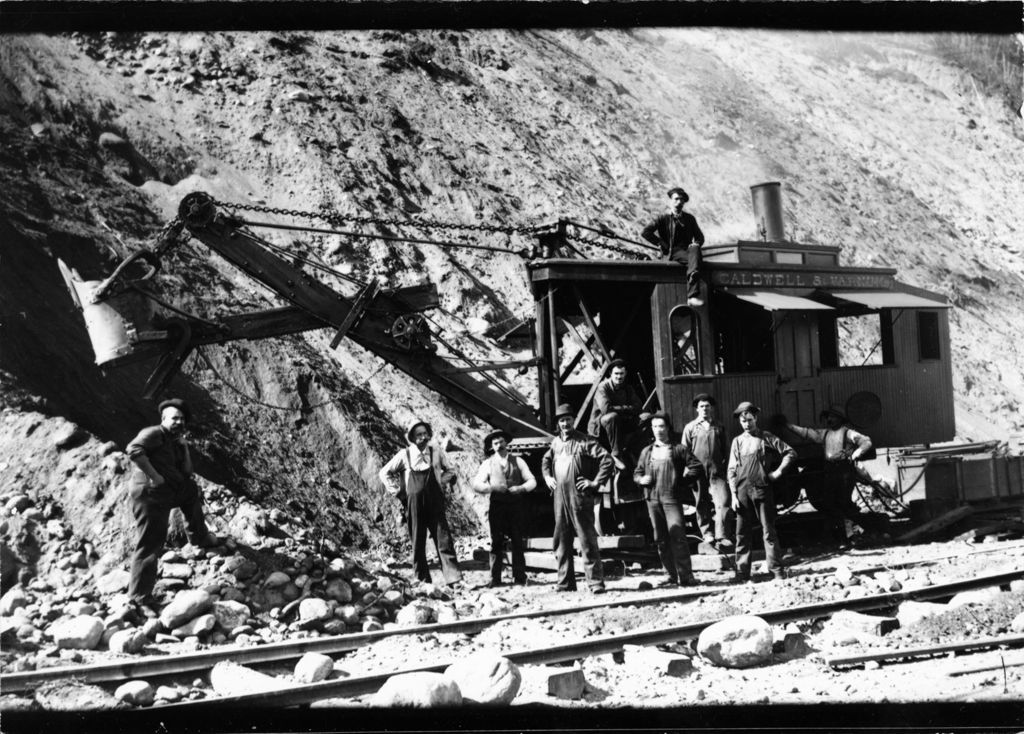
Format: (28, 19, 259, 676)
(560, 318, 601, 370)
(572, 284, 611, 362)
(897, 505, 975, 543)
(329, 279, 379, 348)
(526, 535, 647, 551)
(437, 357, 542, 375)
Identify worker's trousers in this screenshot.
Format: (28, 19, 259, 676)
(405, 469, 462, 585)
(129, 480, 209, 601)
(552, 480, 604, 591)
(735, 487, 782, 577)
(488, 498, 526, 584)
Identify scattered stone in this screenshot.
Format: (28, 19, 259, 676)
(209, 661, 291, 697)
(396, 601, 435, 626)
(108, 627, 148, 654)
(324, 578, 353, 603)
(160, 589, 213, 629)
(212, 600, 251, 632)
(620, 644, 693, 677)
(948, 588, 1004, 609)
(435, 605, 458, 624)
(231, 559, 260, 581)
(264, 571, 291, 588)
(96, 569, 131, 594)
(444, 651, 522, 704)
(52, 423, 87, 450)
(142, 618, 164, 638)
(896, 600, 948, 627)
(373, 671, 462, 707)
(175, 613, 216, 638)
(362, 618, 383, 633)
(298, 598, 332, 623)
(3, 495, 32, 515)
(161, 563, 193, 580)
(294, 652, 335, 683)
(0, 586, 30, 616)
(833, 565, 860, 587)
(697, 615, 773, 668)
(49, 615, 105, 650)
(828, 610, 898, 636)
(872, 572, 902, 592)
(381, 589, 404, 607)
(155, 685, 183, 702)
(115, 680, 155, 706)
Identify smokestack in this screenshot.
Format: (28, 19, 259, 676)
(750, 182, 785, 242)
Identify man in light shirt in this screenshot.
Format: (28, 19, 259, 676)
(681, 393, 733, 552)
(471, 429, 537, 588)
(379, 420, 463, 587)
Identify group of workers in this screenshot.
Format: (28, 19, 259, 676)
(122, 187, 881, 607)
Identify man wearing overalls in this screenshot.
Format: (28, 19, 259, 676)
(379, 421, 463, 587)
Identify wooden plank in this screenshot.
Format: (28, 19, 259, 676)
(572, 284, 611, 362)
(330, 279, 380, 348)
(560, 318, 602, 371)
(526, 535, 646, 551)
(897, 505, 975, 543)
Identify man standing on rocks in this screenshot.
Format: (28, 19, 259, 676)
(471, 429, 537, 587)
(588, 358, 645, 472)
(126, 398, 217, 611)
(641, 187, 706, 307)
(727, 402, 795, 583)
(379, 421, 463, 589)
(681, 393, 734, 552)
(542, 404, 613, 594)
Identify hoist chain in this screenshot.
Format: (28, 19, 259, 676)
(214, 199, 542, 237)
(564, 231, 653, 260)
(152, 217, 185, 256)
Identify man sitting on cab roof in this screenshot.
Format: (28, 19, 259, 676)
(641, 186, 706, 307)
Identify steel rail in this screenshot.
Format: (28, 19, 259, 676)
(790, 536, 1024, 570)
(948, 652, 1024, 677)
(5, 545, 1020, 695)
(141, 567, 1024, 710)
(0, 586, 716, 693)
(828, 633, 1024, 669)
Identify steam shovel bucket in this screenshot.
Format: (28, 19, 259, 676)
(57, 259, 157, 367)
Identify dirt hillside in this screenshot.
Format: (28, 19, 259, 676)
(2, 29, 1023, 562)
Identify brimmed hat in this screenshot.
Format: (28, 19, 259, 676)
(554, 403, 574, 421)
(406, 420, 433, 443)
(483, 429, 513, 455)
(820, 405, 848, 422)
(692, 393, 716, 408)
(667, 187, 689, 203)
(733, 401, 760, 416)
(158, 398, 190, 421)
(608, 358, 628, 370)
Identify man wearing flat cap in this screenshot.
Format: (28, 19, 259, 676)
(681, 393, 733, 551)
(471, 429, 537, 587)
(777, 406, 882, 545)
(641, 187, 706, 307)
(126, 398, 217, 611)
(727, 401, 796, 582)
(542, 403, 614, 593)
(379, 420, 463, 587)
(588, 358, 645, 472)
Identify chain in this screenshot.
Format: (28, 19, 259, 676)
(152, 217, 185, 256)
(564, 231, 653, 260)
(215, 199, 540, 237)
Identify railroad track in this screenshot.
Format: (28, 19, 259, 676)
(147, 567, 1024, 710)
(3, 541, 1021, 700)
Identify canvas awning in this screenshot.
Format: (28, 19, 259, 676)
(727, 289, 834, 311)
(828, 290, 950, 309)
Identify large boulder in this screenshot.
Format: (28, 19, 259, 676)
(160, 589, 213, 630)
(896, 600, 948, 628)
(697, 615, 773, 668)
(373, 672, 462, 707)
(49, 615, 105, 650)
(444, 651, 521, 705)
(298, 598, 333, 623)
